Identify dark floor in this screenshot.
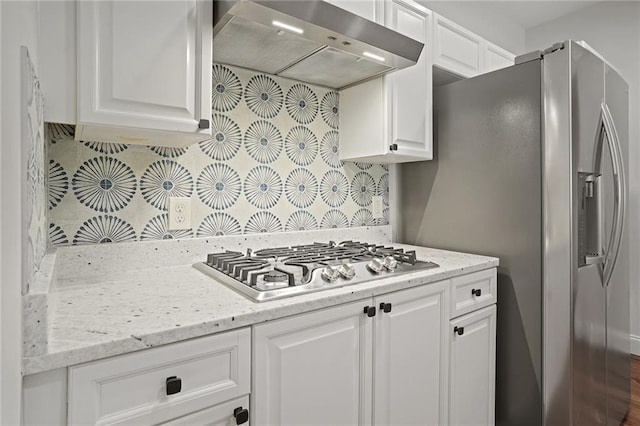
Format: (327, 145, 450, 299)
(622, 355, 640, 425)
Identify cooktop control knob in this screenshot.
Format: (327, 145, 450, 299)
(367, 258, 385, 274)
(338, 262, 356, 280)
(383, 256, 398, 270)
(321, 265, 340, 282)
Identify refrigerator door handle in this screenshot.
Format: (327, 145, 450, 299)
(598, 102, 626, 288)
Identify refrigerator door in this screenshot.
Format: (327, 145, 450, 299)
(400, 59, 543, 425)
(570, 41, 629, 426)
(570, 44, 608, 426)
(603, 64, 630, 426)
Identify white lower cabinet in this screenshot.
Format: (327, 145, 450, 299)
(68, 329, 251, 425)
(253, 281, 449, 425)
(253, 299, 374, 425)
(374, 284, 449, 425)
(448, 269, 498, 426)
(23, 269, 498, 426)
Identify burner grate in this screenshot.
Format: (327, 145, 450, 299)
(199, 240, 439, 301)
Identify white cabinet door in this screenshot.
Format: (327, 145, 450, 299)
(253, 300, 373, 426)
(384, 0, 433, 161)
(449, 305, 496, 426)
(77, 0, 212, 146)
(323, 0, 379, 22)
(339, 0, 432, 163)
(433, 14, 483, 78)
(485, 42, 515, 73)
(374, 281, 449, 426)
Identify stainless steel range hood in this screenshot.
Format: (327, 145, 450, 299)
(213, 0, 424, 89)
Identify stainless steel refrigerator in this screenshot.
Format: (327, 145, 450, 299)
(401, 40, 630, 425)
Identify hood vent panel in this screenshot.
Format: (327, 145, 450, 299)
(213, 0, 424, 90)
(213, 15, 323, 75)
(279, 47, 390, 89)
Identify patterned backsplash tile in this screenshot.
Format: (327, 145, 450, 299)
(23, 47, 47, 293)
(47, 65, 389, 246)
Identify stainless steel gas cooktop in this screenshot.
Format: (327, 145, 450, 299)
(194, 241, 439, 302)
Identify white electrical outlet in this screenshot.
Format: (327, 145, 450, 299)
(168, 197, 191, 230)
(372, 196, 383, 219)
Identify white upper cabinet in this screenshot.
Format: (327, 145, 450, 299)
(433, 13, 483, 78)
(77, 0, 212, 146)
(484, 41, 516, 73)
(339, 0, 432, 163)
(40, 0, 213, 147)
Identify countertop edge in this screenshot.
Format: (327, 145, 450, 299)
(22, 257, 498, 376)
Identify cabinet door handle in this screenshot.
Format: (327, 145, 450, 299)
(198, 119, 210, 129)
(389, 143, 398, 151)
(363, 306, 376, 317)
(379, 302, 392, 313)
(166, 376, 182, 395)
(454, 326, 464, 336)
(234, 406, 249, 424)
(472, 288, 482, 297)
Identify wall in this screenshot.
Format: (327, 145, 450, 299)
(48, 65, 389, 246)
(526, 1, 640, 354)
(1, 1, 41, 423)
(0, 2, 3, 421)
(418, 1, 526, 54)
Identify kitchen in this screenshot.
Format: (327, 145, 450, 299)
(0, 2, 640, 424)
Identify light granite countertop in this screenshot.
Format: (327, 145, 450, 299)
(22, 227, 498, 376)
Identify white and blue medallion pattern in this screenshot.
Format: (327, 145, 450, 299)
(320, 170, 349, 207)
(285, 126, 318, 166)
(286, 84, 318, 125)
(212, 64, 242, 113)
(197, 212, 242, 237)
(285, 210, 318, 231)
(320, 130, 343, 168)
(49, 223, 69, 246)
(23, 46, 46, 293)
(245, 211, 282, 234)
(201, 114, 242, 161)
(378, 173, 389, 206)
(140, 160, 193, 210)
(83, 140, 128, 155)
(149, 146, 187, 158)
(321, 210, 349, 229)
(48, 160, 68, 209)
(351, 171, 376, 207)
(244, 166, 282, 209)
(46, 64, 389, 246)
(72, 156, 137, 212)
(285, 168, 318, 209)
(197, 163, 242, 210)
(351, 208, 375, 227)
(321, 91, 339, 129)
(141, 214, 193, 240)
(244, 120, 283, 163)
(245, 74, 283, 119)
(73, 215, 137, 244)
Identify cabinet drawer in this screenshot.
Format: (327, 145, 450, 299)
(450, 269, 497, 318)
(161, 395, 250, 426)
(69, 328, 250, 425)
